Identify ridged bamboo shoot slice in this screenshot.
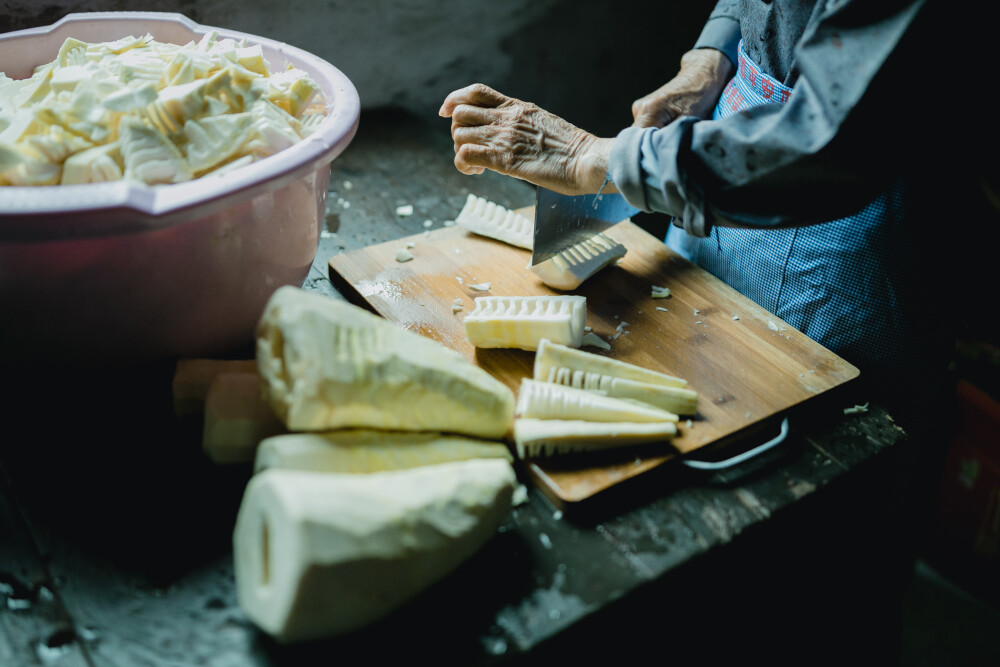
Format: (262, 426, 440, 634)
(254, 430, 512, 474)
(543, 368, 699, 415)
(463, 295, 586, 350)
(455, 193, 534, 250)
(533, 338, 697, 414)
(528, 232, 626, 290)
(515, 378, 678, 423)
(257, 286, 515, 438)
(512, 418, 676, 458)
(534, 338, 686, 387)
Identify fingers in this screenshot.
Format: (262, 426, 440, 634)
(441, 85, 513, 178)
(439, 83, 510, 117)
(453, 130, 496, 171)
(632, 109, 663, 129)
(449, 104, 517, 176)
(450, 103, 499, 128)
(455, 160, 486, 176)
(454, 143, 504, 177)
(451, 123, 502, 149)
(450, 121, 498, 175)
(453, 153, 486, 176)
(631, 94, 673, 128)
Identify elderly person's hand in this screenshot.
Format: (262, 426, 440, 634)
(439, 83, 614, 195)
(631, 48, 734, 128)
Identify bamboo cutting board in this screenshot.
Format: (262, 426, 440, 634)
(328, 212, 859, 507)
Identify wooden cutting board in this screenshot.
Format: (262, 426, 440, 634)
(328, 212, 859, 508)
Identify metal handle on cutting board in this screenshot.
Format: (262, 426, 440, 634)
(681, 417, 790, 471)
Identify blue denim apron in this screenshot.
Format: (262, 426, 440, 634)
(668, 40, 919, 381)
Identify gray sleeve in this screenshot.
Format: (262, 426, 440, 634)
(609, 0, 932, 237)
(693, 0, 741, 68)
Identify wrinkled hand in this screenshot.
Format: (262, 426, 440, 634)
(631, 49, 735, 128)
(439, 83, 612, 195)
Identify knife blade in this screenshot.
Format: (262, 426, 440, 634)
(531, 186, 641, 266)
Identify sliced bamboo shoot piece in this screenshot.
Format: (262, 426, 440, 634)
(515, 378, 678, 423)
(543, 368, 699, 415)
(528, 232, 626, 290)
(233, 459, 516, 642)
(454, 193, 533, 249)
(257, 287, 515, 438)
(172, 357, 258, 416)
(534, 338, 687, 387)
(202, 372, 286, 464)
(463, 295, 586, 350)
(254, 430, 512, 474)
(533, 338, 697, 414)
(512, 418, 677, 458)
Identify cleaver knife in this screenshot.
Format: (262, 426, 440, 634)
(531, 186, 641, 266)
